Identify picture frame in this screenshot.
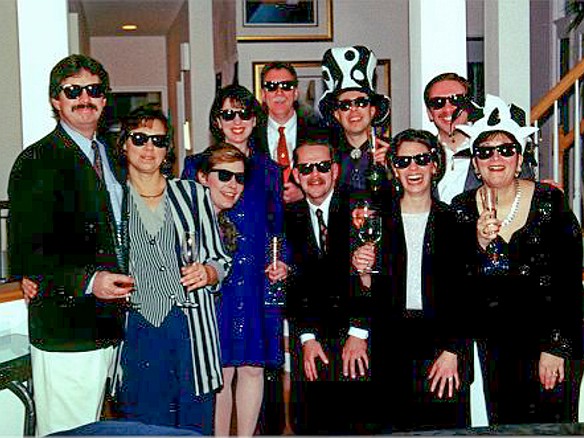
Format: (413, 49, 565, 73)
(237, 0, 333, 42)
(252, 59, 392, 129)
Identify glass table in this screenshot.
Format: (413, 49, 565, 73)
(0, 333, 35, 436)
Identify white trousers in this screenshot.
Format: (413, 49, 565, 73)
(31, 345, 115, 436)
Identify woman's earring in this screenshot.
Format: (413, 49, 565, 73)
(515, 168, 521, 178)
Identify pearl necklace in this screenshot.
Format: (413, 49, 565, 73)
(500, 180, 522, 228)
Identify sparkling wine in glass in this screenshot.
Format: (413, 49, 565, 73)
(357, 213, 382, 274)
(480, 186, 499, 262)
(175, 231, 199, 308)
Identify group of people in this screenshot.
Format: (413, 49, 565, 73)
(8, 43, 583, 438)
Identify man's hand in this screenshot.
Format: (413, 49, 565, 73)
(428, 350, 460, 399)
(283, 181, 304, 204)
(373, 137, 390, 166)
(342, 335, 369, 379)
(93, 271, 134, 300)
(539, 351, 565, 390)
(302, 339, 329, 381)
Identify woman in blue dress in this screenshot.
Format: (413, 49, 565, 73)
(182, 84, 288, 436)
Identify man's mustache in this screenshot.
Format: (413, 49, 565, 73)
(73, 103, 98, 112)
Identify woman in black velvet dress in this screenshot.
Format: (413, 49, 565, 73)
(451, 94, 583, 425)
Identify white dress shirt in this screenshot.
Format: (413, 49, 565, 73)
(267, 113, 298, 163)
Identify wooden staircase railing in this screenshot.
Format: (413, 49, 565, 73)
(531, 58, 584, 222)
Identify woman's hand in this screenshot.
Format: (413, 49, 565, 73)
(477, 208, 501, 250)
(180, 263, 217, 291)
(428, 351, 460, 399)
(539, 351, 565, 390)
(265, 260, 288, 284)
(21, 277, 39, 303)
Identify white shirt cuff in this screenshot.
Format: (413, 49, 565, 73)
(348, 326, 369, 339)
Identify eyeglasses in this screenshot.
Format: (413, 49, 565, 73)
(426, 94, 469, 110)
(392, 152, 434, 169)
(296, 160, 333, 175)
(128, 132, 170, 148)
(473, 143, 520, 160)
(336, 97, 371, 112)
(262, 81, 298, 92)
(209, 169, 245, 185)
(60, 83, 106, 100)
(218, 108, 254, 121)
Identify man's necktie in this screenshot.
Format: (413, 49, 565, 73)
(316, 208, 327, 254)
(91, 140, 104, 181)
(277, 126, 292, 182)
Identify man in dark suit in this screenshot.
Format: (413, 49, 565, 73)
(259, 61, 319, 205)
(8, 54, 134, 436)
(285, 134, 374, 435)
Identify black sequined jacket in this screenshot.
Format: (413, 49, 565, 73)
(451, 182, 583, 360)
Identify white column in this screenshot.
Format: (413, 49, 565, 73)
(484, 0, 531, 114)
(409, 0, 467, 133)
(17, 0, 69, 148)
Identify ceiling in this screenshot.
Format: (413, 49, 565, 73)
(72, 0, 185, 37)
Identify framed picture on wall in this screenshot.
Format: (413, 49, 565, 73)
(252, 59, 391, 129)
(237, 0, 333, 42)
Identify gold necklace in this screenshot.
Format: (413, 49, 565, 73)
(139, 187, 165, 198)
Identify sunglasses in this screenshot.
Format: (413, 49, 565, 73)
(336, 97, 371, 112)
(128, 132, 170, 148)
(219, 108, 254, 121)
(60, 83, 106, 100)
(262, 80, 298, 92)
(392, 152, 434, 169)
(427, 94, 469, 110)
(296, 160, 333, 175)
(473, 143, 520, 160)
(209, 169, 245, 185)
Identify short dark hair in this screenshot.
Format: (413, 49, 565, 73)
(293, 129, 337, 164)
(423, 72, 470, 107)
(389, 128, 445, 183)
(49, 54, 110, 119)
(197, 142, 248, 176)
(116, 104, 175, 177)
(260, 61, 298, 84)
(209, 85, 266, 143)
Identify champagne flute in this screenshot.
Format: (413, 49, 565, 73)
(356, 210, 382, 274)
(480, 186, 499, 262)
(175, 231, 199, 308)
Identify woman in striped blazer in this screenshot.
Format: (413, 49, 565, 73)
(114, 105, 231, 434)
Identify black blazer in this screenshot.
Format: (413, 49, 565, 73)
(285, 190, 363, 380)
(369, 196, 470, 380)
(9, 125, 124, 352)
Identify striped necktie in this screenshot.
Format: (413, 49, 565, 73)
(91, 140, 104, 181)
(316, 208, 327, 254)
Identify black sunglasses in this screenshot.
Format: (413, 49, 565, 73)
(473, 143, 520, 160)
(427, 94, 469, 110)
(219, 108, 254, 121)
(336, 97, 371, 112)
(296, 160, 333, 175)
(60, 83, 106, 100)
(262, 80, 298, 92)
(392, 152, 434, 169)
(128, 132, 170, 148)
(209, 169, 245, 185)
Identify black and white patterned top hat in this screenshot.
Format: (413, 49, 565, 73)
(319, 46, 391, 127)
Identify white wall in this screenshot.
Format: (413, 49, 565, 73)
(91, 36, 168, 89)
